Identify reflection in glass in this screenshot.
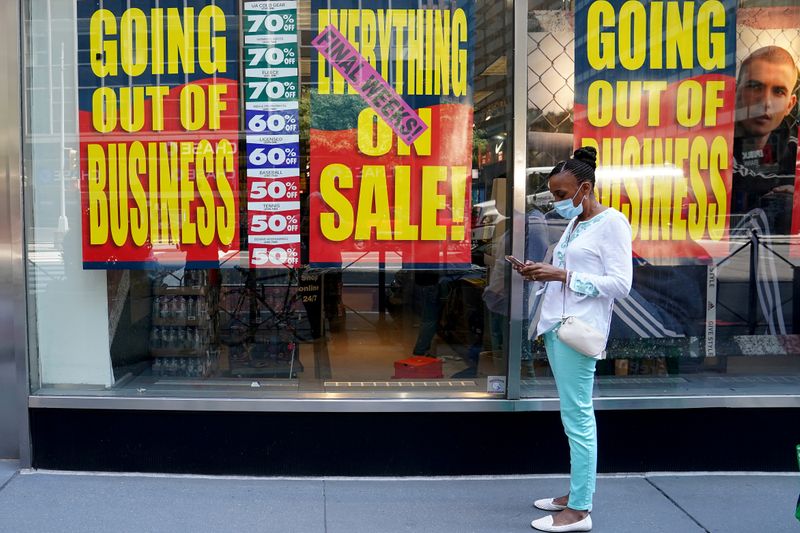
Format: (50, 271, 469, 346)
(25, 0, 515, 397)
(523, 0, 800, 398)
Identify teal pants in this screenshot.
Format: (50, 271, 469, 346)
(543, 329, 598, 512)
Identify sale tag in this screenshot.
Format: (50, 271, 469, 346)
(246, 137, 299, 169)
(247, 167, 298, 179)
(243, 2, 298, 35)
(243, 0, 300, 269)
(245, 107, 299, 135)
(244, 72, 298, 102)
(244, 43, 299, 67)
(247, 177, 300, 202)
(249, 240, 301, 268)
(247, 207, 301, 236)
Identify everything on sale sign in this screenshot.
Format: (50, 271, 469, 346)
(309, 1, 475, 267)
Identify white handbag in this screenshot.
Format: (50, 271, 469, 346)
(555, 223, 607, 359)
(557, 315, 606, 359)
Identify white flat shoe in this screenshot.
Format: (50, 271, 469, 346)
(530, 514, 592, 532)
(533, 498, 567, 511)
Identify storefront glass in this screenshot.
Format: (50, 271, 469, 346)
(24, 0, 515, 397)
(521, 0, 800, 398)
(24, 0, 799, 403)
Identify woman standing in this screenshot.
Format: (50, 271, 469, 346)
(518, 147, 632, 532)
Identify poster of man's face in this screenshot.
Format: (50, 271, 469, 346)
(736, 53, 798, 140)
(732, 46, 800, 232)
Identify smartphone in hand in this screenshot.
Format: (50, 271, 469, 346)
(504, 255, 525, 268)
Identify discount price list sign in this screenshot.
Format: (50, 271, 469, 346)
(243, 1, 301, 268)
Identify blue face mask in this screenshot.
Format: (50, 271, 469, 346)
(552, 185, 586, 219)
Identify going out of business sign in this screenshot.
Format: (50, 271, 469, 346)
(78, 0, 240, 268)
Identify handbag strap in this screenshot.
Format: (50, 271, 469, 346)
(526, 244, 555, 340)
(561, 219, 579, 320)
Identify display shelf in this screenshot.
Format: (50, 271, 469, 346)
(225, 341, 301, 378)
(152, 318, 208, 327)
(149, 269, 218, 372)
(150, 348, 209, 357)
(154, 285, 208, 296)
(228, 360, 304, 379)
(152, 349, 219, 378)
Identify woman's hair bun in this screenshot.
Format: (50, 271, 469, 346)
(573, 147, 597, 169)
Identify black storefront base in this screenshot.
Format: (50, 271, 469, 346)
(30, 407, 800, 475)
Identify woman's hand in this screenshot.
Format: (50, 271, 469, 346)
(518, 262, 568, 283)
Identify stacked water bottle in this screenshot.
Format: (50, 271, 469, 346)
(150, 270, 213, 378)
(150, 324, 207, 351)
(151, 295, 208, 324)
(152, 356, 211, 378)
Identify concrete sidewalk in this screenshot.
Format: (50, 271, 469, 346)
(0, 461, 797, 532)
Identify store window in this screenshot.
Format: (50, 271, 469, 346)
(521, 0, 800, 397)
(24, 0, 514, 397)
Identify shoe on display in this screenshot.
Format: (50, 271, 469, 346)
(533, 498, 567, 511)
(530, 514, 592, 532)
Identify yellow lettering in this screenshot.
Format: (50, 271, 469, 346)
(207, 85, 227, 130)
(109, 144, 129, 246)
(317, 10, 332, 95)
(451, 9, 468, 97)
(666, 2, 694, 69)
(198, 6, 226, 74)
(119, 87, 145, 133)
(421, 167, 447, 240)
(616, 81, 642, 128)
(320, 164, 355, 241)
(90, 10, 118, 77)
(180, 141, 197, 244)
(708, 136, 728, 240)
(215, 140, 236, 245)
(587, 80, 613, 127)
(167, 7, 195, 75)
(697, 1, 725, 70)
(92, 87, 117, 133)
(128, 142, 148, 246)
(704, 80, 726, 127)
(433, 10, 450, 96)
(195, 140, 214, 246)
(397, 108, 432, 156)
(87, 144, 109, 245)
(354, 166, 392, 240)
(120, 8, 148, 77)
(357, 108, 393, 156)
(180, 84, 206, 131)
(676, 80, 703, 127)
(644, 81, 667, 126)
(146, 86, 169, 131)
(688, 138, 709, 240)
(159, 142, 180, 243)
(587, 1, 615, 70)
(618, 1, 646, 70)
(393, 166, 418, 239)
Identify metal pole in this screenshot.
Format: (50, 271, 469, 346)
(506, 0, 528, 399)
(378, 251, 386, 315)
(57, 43, 68, 236)
(748, 228, 758, 335)
(792, 266, 800, 334)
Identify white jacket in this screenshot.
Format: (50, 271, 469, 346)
(535, 208, 633, 345)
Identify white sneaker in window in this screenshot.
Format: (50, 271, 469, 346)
(530, 514, 592, 532)
(533, 498, 567, 511)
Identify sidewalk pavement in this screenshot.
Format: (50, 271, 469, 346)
(0, 460, 797, 533)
